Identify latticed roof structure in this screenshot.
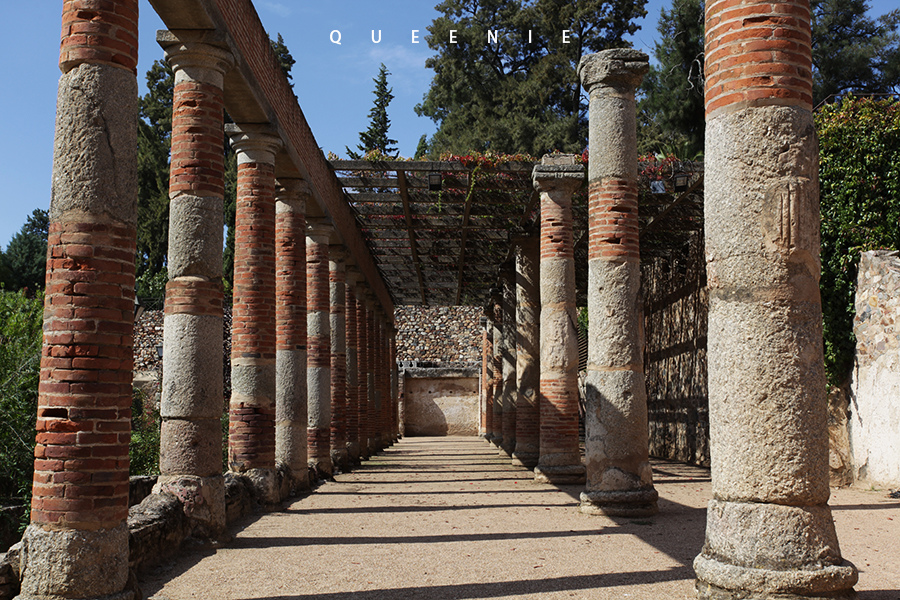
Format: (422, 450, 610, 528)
(331, 158, 704, 308)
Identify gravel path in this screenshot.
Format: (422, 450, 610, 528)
(141, 436, 900, 600)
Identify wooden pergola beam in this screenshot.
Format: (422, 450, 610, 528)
(398, 170, 427, 305)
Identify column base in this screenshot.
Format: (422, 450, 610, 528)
(348, 442, 361, 465)
(482, 432, 495, 444)
(17, 523, 133, 600)
(534, 464, 586, 485)
(500, 438, 516, 456)
(579, 488, 658, 517)
(490, 434, 503, 448)
(238, 467, 280, 506)
(154, 474, 226, 537)
(511, 451, 539, 469)
(694, 556, 858, 600)
(331, 448, 350, 474)
(309, 458, 334, 478)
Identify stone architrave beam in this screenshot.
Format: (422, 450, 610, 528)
(578, 49, 658, 517)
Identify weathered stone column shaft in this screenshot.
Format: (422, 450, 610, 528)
(329, 247, 349, 471)
(480, 316, 493, 439)
(578, 49, 657, 517)
(490, 291, 504, 447)
(500, 265, 517, 456)
(275, 179, 310, 494)
(345, 274, 360, 463)
(366, 299, 380, 454)
(20, 3, 139, 599)
(533, 155, 585, 485)
(694, 1, 857, 597)
(356, 288, 371, 459)
(307, 224, 333, 476)
(512, 234, 540, 469)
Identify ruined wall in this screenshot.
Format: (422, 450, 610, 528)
(403, 371, 479, 436)
(850, 250, 900, 487)
(395, 306, 482, 366)
(642, 233, 710, 466)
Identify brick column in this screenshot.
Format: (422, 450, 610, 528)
(490, 289, 504, 447)
(376, 311, 391, 448)
(533, 155, 586, 485)
(356, 286, 371, 459)
(366, 298, 381, 454)
(479, 315, 493, 439)
(512, 233, 540, 469)
(499, 264, 517, 457)
(382, 317, 395, 446)
(307, 223, 333, 476)
(329, 246, 350, 472)
(226, 124, 282, 505)
(21, 3, 139, 598)
(694, 2, 857, 598)
(578, 50, 658, 517)
(345, 269, 361, 464)
(275, 178, 310, 494)
(156, 31, 233, 538)
(390, 325, 400, 441)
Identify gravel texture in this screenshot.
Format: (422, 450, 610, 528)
(140, 437, 899, 600)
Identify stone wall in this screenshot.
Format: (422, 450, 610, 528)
(403, 370, 480, 436)
(850, 250, 900, 488)
(395, 306, 482, 366)
(642, 233, 710, 466)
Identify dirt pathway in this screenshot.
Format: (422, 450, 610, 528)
(140, 436, 900, 600)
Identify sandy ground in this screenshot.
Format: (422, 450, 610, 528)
(140, 436, 900, 600)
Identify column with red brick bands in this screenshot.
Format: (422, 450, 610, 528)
(532, 155, 585, 485)
(512, 232, 540, 469)
(375, 312, 388, 449)
(355, 286, 371, 459)
(275, 178, 310, 494)
(379, 314, 393, 447)
(578, 50, 658, 517)
(390, 325, 400, 441)
(694, 2, 857, 597)
(499, 264, 517, 457)
(365, 297, 381, 454)
(226, 124, 282, 505)
(306, 224, 334, 476)
(21, 2, 139, 598)
(480, 315, 494, 440)
(329, 246, 350, 472)
(490, 288, 503, 447)
(345, 270, 361, 464)
(156, 32, 233, 540)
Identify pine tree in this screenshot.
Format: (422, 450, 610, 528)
(347, 64, 398, 158)
(3, 209, 49, 292)
(271, 33, 296, 87)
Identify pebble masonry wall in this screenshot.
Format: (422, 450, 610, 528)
(394, 306, 482, 366)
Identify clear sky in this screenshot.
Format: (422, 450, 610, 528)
(0, 0, 895, 249)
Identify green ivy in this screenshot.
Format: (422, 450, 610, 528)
(817, 95, 900, 386)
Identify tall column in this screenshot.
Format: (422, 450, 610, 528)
(481, 314, 494, 441)
(366, 298, 380, 454)
(329, 246, 350, 472)
(156, 31, 233, 536)
(345, 270, 361, 464)
(512, 233, 540, 469)
(533, 155, 586, 485)
(490, 289, 504, 447)
(20, 3, 139, 598)
(227, 124, 282, 505)
(376, 312, 391, 448)
(500, 265, 517, 456)
(275, 178, 310, 493)
(356, 284, 370, 459)
(578, 50, 657, 516)
(694, 2, 857, 598)
(390, 325, 400, 441)
(479, 316, 490, 438)
(307, 223, 333, 476)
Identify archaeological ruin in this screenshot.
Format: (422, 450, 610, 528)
(10, 0, 900, 598)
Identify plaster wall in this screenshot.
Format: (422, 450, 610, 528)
(404, 377, 479, 437)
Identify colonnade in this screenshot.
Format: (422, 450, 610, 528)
(22, 1, 858, 599)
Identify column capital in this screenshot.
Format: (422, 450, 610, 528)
(276, 177, 312, 200)
(346, 266, 363, 288)
(532, 155, 584, 195)
(307, 220, 335, 242)
(329, 245, 350, 265)
(226, 123, 282, 166)
(158, 30, 234, 87)
(578, 48, 649, 94)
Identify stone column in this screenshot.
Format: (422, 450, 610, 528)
(19, 3, 139, 598)
(366, 299, 381, 454)
(356, 284, 371, 460)
(481, 314, 494, 440)
(307, 223, 333, 476)
(156, 30, 233, 536)
(329, 246, 350, 472)
(376, 312, 391, 448)
(512, 233, 541, 469)
(693, 2, 858, 598)
(389, 323, 400, 442)
(226, 123, 282, 505)
(578, 50, 658, 516)
(275, 178, 310, 493)
(533, 155, 586, 485)
(500, 264, 517, 457)
(345, 270, 361, 464)
(490, 289, 504, 447)
(479, 316, 490, 438)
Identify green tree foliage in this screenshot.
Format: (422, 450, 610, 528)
(137, 60, 174, 288)
(817, 95, 900, 385)
(0, 291, 43, 513)
(416, 0, 647, 157)
(638, 0, 705, 158)
(271, 33, 297, 87)
(812, 0, 900, 104)
(347, 63, 398, 158)
(3, 209, 49, 292)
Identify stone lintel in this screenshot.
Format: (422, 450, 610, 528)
(578, 49, 649, 93)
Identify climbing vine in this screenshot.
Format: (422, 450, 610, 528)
(817, 95, 900, 386)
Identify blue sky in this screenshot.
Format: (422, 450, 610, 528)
(0, 0, 896, 248)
